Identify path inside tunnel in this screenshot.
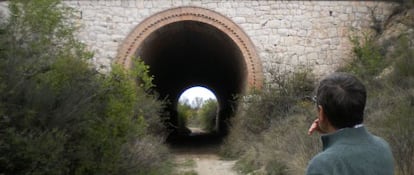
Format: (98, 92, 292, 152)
(136, 20, 248, 142)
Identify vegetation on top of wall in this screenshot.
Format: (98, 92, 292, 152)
(0, 0, 171, 174)
(341, 34, 388, 79)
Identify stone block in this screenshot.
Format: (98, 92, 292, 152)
(267, 19, 279, 28)
(233, 17, 246, 24)
(278, 29, 290, 36)
(327, 28, 338, 37)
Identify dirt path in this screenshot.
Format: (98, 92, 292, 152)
(174, 152, 237, 175)
(170, 128, 238, 175)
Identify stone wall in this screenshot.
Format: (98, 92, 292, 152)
(1, 1, 398, 81)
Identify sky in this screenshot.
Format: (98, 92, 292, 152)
(178, 86, 217, 106)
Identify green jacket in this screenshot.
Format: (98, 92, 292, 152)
(306, 126, 394, 175)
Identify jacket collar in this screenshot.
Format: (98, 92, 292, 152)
(321, 126, 369, 151)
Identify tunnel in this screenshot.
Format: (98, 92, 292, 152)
(136, 21, 247, 138)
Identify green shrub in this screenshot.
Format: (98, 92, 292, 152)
(342, 34, 387, 79)
(1, 129, 69, 175)
(0, 0, 171, 174)
(221, 69, 318, 174)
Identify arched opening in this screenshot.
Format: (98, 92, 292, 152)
(116, 7, 263, 143)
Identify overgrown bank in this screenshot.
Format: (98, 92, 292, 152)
(221, 2, 414, 175)
(0, 0, 171, 174)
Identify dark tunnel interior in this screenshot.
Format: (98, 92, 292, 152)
(136, 21, 247, 143)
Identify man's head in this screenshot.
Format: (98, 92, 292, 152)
(315, 72, 366, 129)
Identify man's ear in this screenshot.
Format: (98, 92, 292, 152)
(317, 105, 336, 133)
(318, 105, 329, 132)
(317, 105, 325, 122)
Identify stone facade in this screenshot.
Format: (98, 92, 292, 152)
(1, 1, 397, 82)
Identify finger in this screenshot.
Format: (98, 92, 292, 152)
(308, 119, 319, 135)
(308, 123, 317, 135)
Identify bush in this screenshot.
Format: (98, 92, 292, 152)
(341, 34, 387, 79)
(220, 69, 319, 174)
(0, 0, 171, 174)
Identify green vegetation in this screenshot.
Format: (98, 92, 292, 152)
(344, 34, 387, 79)
(198, 99, 218, 132)
(220, 70, 318, 175)
(221, 3, 414, 175)
(177, 98, 218, 132)
(0, 0, 171, 174)
(352, 34, 414, 175)
(177, 99, 196, 130)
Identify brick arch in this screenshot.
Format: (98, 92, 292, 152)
(116, 6, 263, 89)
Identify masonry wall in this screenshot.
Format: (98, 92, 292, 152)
(1, 1, 397, 81)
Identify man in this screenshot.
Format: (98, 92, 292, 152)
(306, 72, 394, 175)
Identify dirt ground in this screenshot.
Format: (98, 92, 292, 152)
(170, 128, 238, 175)
(173, 151, 237, 175)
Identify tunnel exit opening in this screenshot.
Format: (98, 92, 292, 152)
(178, 86, 219, 135)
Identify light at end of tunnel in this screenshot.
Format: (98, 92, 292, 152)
(178, 86, 217, 108)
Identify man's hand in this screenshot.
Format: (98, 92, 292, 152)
(308, 118, 323, 135)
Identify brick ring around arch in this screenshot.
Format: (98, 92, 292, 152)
(116, 6, 263, 89)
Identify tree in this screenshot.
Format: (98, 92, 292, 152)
(192, 97, 204, 109)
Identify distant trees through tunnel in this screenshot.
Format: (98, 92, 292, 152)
(178, 86, 218, 133)
(136, 21, 247, 139)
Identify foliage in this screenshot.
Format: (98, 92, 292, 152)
(132, 58, 155, 92)
(220, 69, 319, 174)
(198, 99, 218, 132)
(0, 0, 170, 174)
(341, 34, 387, 79)
(388, 35, 414, 88)
(340, 28, 414, 175)
(177, 98, 219, 132)
(177, 100, 195, 129)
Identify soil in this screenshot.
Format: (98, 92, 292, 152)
(169, 128, 238, 175)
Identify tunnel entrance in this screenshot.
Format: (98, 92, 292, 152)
(116, 7, 263, 142)
(140, 20, 245, 137)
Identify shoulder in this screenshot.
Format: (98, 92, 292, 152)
(306, 152, 336, 175)
(369, 134, 394, 161)
(371, 135, 391, 148)
(366, 132, 393, 154)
